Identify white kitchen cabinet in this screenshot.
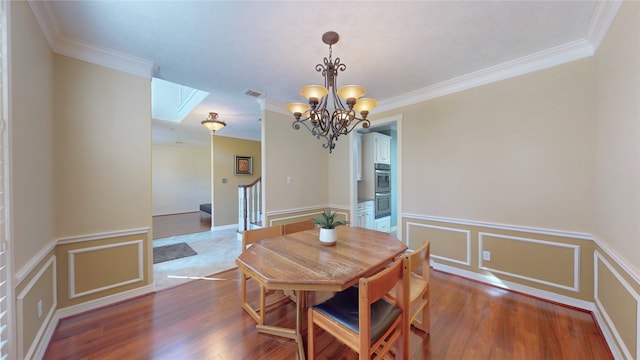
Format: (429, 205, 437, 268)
(374, 134, 391, 164)
(364, 201, 374, 229)
(374, 216, 391, 233)
(363, 132, 391, 165)
(357, 200, 374, 229)
(356, 202, 365, 227)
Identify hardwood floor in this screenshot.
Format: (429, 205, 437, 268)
(152, 211, 212, 239)
(44, 266, 612, 359)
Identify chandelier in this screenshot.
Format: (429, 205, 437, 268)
(287, 31, 377, 153)
(201, 112, 226, 133)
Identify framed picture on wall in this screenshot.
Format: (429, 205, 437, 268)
(235, 155, 252, 175)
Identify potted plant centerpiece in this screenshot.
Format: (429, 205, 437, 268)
(312, 209, 348, 245)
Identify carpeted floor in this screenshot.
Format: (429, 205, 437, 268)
(152, 227, 241, 291)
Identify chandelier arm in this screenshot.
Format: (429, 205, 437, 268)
(314, 109, 332, 136)
(292, 113, 331, 143)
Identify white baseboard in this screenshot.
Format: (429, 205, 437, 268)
(34, 284, 155, 359)
(433, 262, 594, 310)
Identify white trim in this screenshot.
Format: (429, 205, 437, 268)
(27, 1, 155, 79)
(594, 251, 640, 360)
(585, 0, 623, 52)
(403, 213, 594, 240)
(267, 208, 348, 227)
(212, 223, 237, 232)
(16, 228, 149, 289)
(26, 0, 59, 49)
(27, 0, 621, 112)
(375, 39, 594, 114)
(33, 284, 154, 359)
(56, 284, 154, 319)
(406, 221, 471, 266)
(328, 204, 350, 211)
(592, 235, 640, 285)
(54, 37, 156, 79)
(266, 205, 327, 217)
(591, 302, 625, 360)
(479, 232, 580, 293)
(16, 256, 56, 360)
(433, 262, 594, 312)
(263, 98, 289, 116)
(14, 238, 56, 286)
(3, 2, 15, 357)
(68, 240, 144, 299)
(57, 227, 150, 244)
(366, 113, 403, 241)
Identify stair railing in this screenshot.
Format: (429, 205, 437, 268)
(238, 177, 262, 232)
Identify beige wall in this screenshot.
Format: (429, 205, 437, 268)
(10, 0, 55, 273)
(386, 57, 596, 234)
(327, 132, 351, 209)
(593, 2, 640, 358)
(53, 55, 151, 236)
(152, 144, 211, 216)
(263, 109, 328, 213)
(594, 0, 640, 274)
(10, 3, 154, 356)
(211, 136, 261, 226)
(10, 3, 57, 357)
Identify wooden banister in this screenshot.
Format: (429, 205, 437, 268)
(238, 177, 262, 232)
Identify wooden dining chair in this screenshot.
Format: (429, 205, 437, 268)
(240, 225, 292, 325)
(307, 258, 408, 360)
(282, 219, 315, 234)
(402, 240, 430, 333)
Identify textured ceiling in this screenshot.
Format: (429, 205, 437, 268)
(27, 1, 618, 148)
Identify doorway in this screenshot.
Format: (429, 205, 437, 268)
(351, 113, 403, 240)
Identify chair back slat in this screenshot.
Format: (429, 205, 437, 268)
(242, 225, 283, 250)
(283, 220, 315, 235)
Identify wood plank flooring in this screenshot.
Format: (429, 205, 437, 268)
(152, 212, 212, 239)
(44, 265, 612, 359)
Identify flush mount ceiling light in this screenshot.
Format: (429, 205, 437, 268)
(201, 112, 226, 133)
(287, 31, 377, 153)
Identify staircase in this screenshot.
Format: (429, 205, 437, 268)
(238, 177, 262, 232)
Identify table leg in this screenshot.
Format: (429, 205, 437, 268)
(255, 290, 307, 360)
(296, 290, 306, 360)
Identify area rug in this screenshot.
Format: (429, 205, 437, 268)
(153, 242, 198, 264)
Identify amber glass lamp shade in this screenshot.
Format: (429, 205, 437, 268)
(299, 85, 329, 102)
(337, 85, 366, 101)
(353, 98, 378, 113)
(286, 102, 310, 115)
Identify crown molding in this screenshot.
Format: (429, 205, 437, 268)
(28, 0, 621, 103)
(27, 0, 156, 79)
(375, 38, 594, 114)
(263, 98, 290, 116)
(585, 0, 623, 52)
(375, 1, 622, 115)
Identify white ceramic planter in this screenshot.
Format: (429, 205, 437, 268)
(319, 228, 337, 245)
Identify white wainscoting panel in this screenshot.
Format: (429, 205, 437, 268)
(479, 232, 580, 293)
(406, 221, 471, 266)
(68, 240, 144, 299)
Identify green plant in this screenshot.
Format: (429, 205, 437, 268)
(312, 209, 348, 229)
